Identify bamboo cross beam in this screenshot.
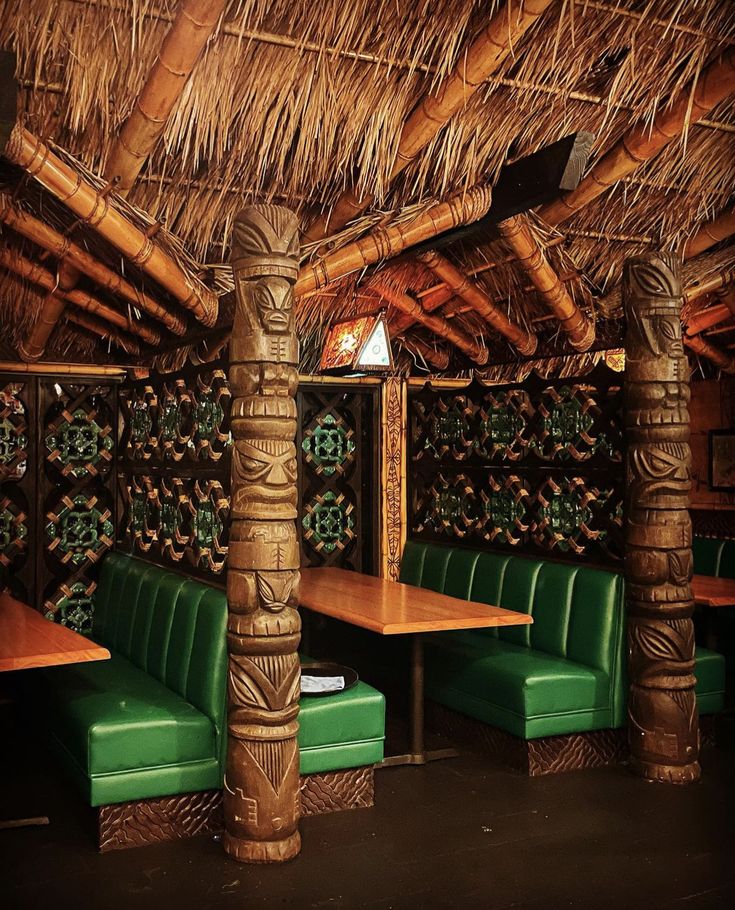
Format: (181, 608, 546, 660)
(684, 332, 735, 373)
(2, 126, 218, 326)
(401, 335, 450, 371)
(497, 214, 594, 350)
(392, 285, 455, 333)
(683, 210, 735, 260)
(17, 292, 67, 362)
(370, 283, 488, 365)
(417, 250, 538, 356)
(295, 185, 492, 297)
(303, 0, 554, 242)
(0, 195, 187, 335)
(0, 247, 161, 346)
(65, 310, 142, 356)
(105, 0, 226, 196)
(684, 266, 735, 304)
(539, 48, 735, 226)
(685, 287, 735, 335)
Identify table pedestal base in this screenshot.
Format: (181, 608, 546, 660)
(378, 747, 459, 768)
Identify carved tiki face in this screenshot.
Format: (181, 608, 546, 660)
(231, 438, 298, 519)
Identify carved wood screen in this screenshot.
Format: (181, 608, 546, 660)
(0, 373, 118, 631)
(297, 382, 380, 574)
(408, 365, 624, 564)
(117, 361, 232, 583)
(118, 373, 381, 580)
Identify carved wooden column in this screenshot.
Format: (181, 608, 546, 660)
(224, 205, 302, 861)
(623, 251, 699, 784)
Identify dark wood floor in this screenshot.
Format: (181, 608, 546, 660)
(2, 705, 734, 910)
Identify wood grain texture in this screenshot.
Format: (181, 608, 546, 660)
(0, 592, 110, 672)
(691, 574, 735, 607)
(300, 567, 532, 635)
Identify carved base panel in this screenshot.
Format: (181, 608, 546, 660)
(98, 766, 375, 852)
(426, 702, 629, 776)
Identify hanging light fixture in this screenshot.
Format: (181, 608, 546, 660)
(319, 313, 394, 375)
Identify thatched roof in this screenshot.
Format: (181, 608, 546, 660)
(1, 0, 734, 373)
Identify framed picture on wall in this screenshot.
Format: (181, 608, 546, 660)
(709, 430, 735, 491)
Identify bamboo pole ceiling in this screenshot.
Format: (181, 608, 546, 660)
(0, 0, 733, 374)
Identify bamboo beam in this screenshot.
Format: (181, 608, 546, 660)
(393, 285, 455, 333)
(303, 0, 554, 242)
(0, 195, 187, 335)
(417, 250, 538, 356)
(684, 266, 735, 304)
(105, 1, 226, 196)
(17, 292, 67, 362)
(0, 357, 129, 375)
(685, 287, 735, 335)
(370, 283, 488, 365)
(684, 332, 735, 373)
(497, 214, 594, 350)
(401, 335, 450, 370)
(0, 247, 161, 346)
(3, 126, 218, 326)
(65, 310, 142, 356)
(296, 185, 492, 296)
(539, 48, 735, 226)
(683, 210, 735, 260)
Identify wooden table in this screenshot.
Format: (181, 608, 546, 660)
(0, 592, 110, 672)
(299, 568, 532, 767)
(691, 575, 735, 608)
(0, 591, 109, 829)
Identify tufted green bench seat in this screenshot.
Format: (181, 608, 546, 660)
(693, 536, 735, 579)
(400, 541, 725, 741)
(29, 553, 384, 809)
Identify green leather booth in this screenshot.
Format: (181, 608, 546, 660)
(400, 541, 726, 740)
(693, 536, 735, 579)
(30, 554, 384, 807)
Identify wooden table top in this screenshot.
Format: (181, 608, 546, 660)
(691, 574, 735, 608)
(0, 592, 110, 672)
(299, 568, 533, 635)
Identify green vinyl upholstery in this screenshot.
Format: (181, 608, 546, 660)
(400, 541, 725, 740)
(31, 554, 385, 807)
(693, 536, 735, 579)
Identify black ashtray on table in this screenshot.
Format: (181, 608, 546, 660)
(300, 661, 359, 697)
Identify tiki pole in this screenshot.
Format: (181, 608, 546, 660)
(224, 204, 302, 862)
(623, 251, 699, 784)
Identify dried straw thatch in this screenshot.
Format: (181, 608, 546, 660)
(0, 0, 734, 370)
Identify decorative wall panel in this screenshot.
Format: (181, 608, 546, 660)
(297, 383, 380, 574)
(0, 376, 118, 628)
(40, 382, 117, 631)
(408, 366, 623, 563)
(118, 363, 233, 582)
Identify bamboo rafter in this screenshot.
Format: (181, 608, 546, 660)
(401, 335, 450, 371)
(683, 210, 735, 260)
(539, 48, 735, 226)
(16, 292, 67, 363)
(497, 215, 594, 350)
(417, 250, 538, 356)
(684, 332, 735, 373)
(0, 247, 161, 346)
(0, 195, 187, 335)
(393, 284, 455, 333)
(2, 126, 218, 326)
(303, 0, 554, 242)
(65, 310, 142, 356)
(105, 0, 227, 196)
(369, 283, 488, 365)
(295, 185, 492, 297)
(686, 287, 735, 335)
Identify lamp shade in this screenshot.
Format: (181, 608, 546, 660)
(319, 314, 393, 374)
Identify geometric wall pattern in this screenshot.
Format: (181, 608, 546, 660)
(409, 367, 624, 563)
(118, 365, 232, 580)
(0, 376, 118, 631)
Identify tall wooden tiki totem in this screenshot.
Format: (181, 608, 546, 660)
(623, 251, 699, 784)
(225, 205, 302, 862)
